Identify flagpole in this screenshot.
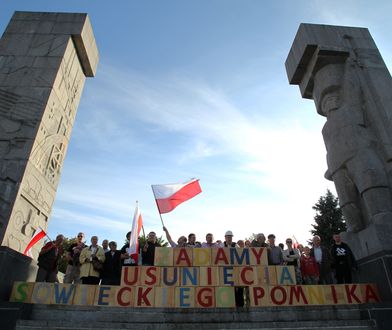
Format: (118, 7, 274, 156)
(151, 185, 165, 227)
(38, 226, 52, 242)
(158, 213, 165, 227)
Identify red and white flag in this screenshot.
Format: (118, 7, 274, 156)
(292, 235, 299, 249)
(152, 178, 202, 214)
(128, 203, 143, 258)
(23, 228, 47, 257)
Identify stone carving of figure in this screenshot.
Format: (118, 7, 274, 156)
(312, 59, 392, 232)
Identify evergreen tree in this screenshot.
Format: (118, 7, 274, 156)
(310, 189, 346, 247)
(134, 234, 168, 248)
(245, 233, 257, 242)
(58, 236, 75, 273)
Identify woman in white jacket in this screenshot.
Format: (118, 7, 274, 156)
(79, 236, 105, 284)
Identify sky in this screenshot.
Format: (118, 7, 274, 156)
(1, 1, 392, 248)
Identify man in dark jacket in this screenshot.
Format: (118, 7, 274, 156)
(331, 234, 357, 283)
(141, 231, 161, 265)
(36, 234, 64, 282)
(101, 241, 122, 285)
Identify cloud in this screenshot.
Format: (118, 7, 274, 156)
(50, 55, 338, 249)
(91, 64, 329, 191)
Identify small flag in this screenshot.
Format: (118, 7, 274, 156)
(128, 203, 143, 263)
(23, 228, 47, 257)
(151, 178, 202, 214)
(292, 235, 299, 249)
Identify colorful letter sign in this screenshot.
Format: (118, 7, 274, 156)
(9, 248, 380, 308)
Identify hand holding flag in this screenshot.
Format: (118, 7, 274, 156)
(23, 227, 48, 258)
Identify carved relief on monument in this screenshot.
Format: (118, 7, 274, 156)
(2, 38, 87, 251)
(30, 117, 69, 187)
(0, 88, 44, 232)
(6, 196, 48, 257)
(29, 39, 85, 186)
(56, 39, 86, 121)
(21, 166, 54, 214)
(0, 11, 98, 252)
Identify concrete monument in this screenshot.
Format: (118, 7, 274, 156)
(286, 24, 392, 300)
(0, 11, 98, 299)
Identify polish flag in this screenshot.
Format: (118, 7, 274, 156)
(128, 204, 143, 261)
(152, 178, 202, 214)
(23, 228, 47, 257)
(292, 235, 299, 249)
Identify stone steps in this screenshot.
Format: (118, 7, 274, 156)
(15, 319, 376, 330)
(13, 304, 378, 330)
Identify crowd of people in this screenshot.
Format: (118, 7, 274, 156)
(35, 229, 357, 292)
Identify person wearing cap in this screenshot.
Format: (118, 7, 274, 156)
(220, 231, 244, 307)
(267, 234, 284, 265)
(251, 233, 269, 248)
(220, 230, 238, 248)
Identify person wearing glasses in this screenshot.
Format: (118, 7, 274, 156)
(64, 232, 86, 284)
(283, 238, 302, 284)
(141, 231, 162, 265)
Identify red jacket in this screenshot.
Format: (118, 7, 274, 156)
(300, 255, 319, 277)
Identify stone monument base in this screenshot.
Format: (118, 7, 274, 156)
(0, 247, 37, 301)
(342, 221, 392, 301)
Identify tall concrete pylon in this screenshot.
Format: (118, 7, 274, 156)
(0, 12, 98, 257)
(286, 23, 392, 300)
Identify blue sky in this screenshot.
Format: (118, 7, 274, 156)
(1, 1, 392, 247)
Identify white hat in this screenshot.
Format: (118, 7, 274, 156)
(225, 230, 233, 236)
